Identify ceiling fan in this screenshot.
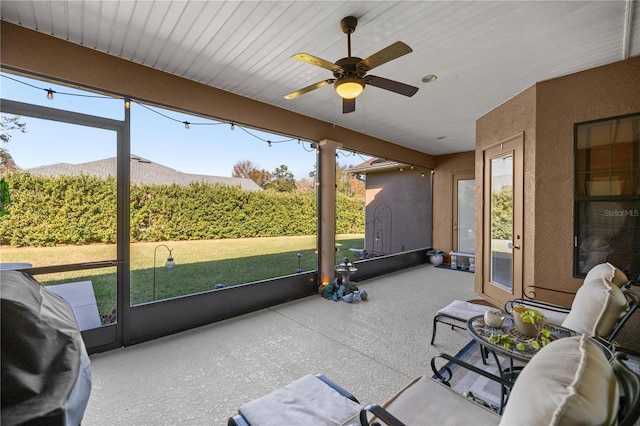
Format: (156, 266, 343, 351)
(284, 16, 419, 113)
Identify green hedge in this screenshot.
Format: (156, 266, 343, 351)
(0, 172, 364, 246)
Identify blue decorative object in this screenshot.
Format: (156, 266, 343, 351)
(214, 283, 225, 289)
(427, 249, 445, 266)
(337, 284, 346, 299)
(360, 290, 368, 300)
(343, 293, 354, 303)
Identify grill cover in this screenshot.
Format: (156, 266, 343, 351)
(1, 271, 91, 425)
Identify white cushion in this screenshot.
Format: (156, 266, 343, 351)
(376, 376, 500, 425)
(437, 300, 500, 320)
(561, 273, 628, 337)
(238, 374, 362, 426)
(585, 262, 628, 287)
(500, 335, 618, 426)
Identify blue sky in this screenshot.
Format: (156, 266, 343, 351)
(1, 73, 366, 179)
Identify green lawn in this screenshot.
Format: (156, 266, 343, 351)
(1, 234, 364, 319)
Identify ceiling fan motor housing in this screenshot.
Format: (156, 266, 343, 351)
(340, 16, 358, 34)
(333, 57, 367, 79)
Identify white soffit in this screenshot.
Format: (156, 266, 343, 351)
(1, 1, 638, 156)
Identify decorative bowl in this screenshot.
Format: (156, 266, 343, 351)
(484, 310, 504, 328)
(512, 306, 540, 337)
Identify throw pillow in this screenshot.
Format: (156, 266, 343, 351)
(562, 273, 628, 337)
(585, 262, 628, 287)
(500, 335, 618, 426)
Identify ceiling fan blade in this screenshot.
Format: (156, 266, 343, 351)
(285, 79, 335, 99)
(291, 53, 340, 71)
(366, 75, 419, 97)
(359, 41, 413, 71)
(343, 97, 356, 114)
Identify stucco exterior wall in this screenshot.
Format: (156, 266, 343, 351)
(475, 86, 537, 305)
(432, 151, 475, 261)
(533, 56, 640, 305)
(475, 55, 640, 306)
(364, 169, 432, 255)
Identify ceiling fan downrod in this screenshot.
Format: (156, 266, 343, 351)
(340, 16, 357, 57)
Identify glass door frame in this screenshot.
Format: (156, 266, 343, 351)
(482, 133, 524, 305)
(0, 98, 129, 352)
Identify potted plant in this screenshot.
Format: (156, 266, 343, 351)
(512, 305, 551, 350)
(427, 249, 445, 266)
(488, 306, 552, 353)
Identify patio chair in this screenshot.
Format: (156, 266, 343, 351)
(504, 262, 639, 344)
(360, 334, 640, 426)
(228, 374, 363, 426)
(430, 299, 501, 345)
(228, 335, 640, 426)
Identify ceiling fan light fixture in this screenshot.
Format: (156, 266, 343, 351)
(287, 16, 416, 112)
(335, 77, 364, 99)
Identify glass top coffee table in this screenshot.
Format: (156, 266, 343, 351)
(468, 314, 577, 363)
(465, 314, 577, 413)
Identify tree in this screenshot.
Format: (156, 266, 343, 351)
(306, 162, 364, 197)
(249, 169, 271, 188)
(232, 160, 271, 188)
(295, 177, 315, 192)
(337, 163, 365, 198)
(266, 164, 295, 192)
(491, 185, 513, 240)
(232, 160, 257, 179)
(1, 115, 26, 171)
(346, 172, 365, 198)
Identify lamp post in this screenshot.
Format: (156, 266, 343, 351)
(153, 244, 175, 301)
(296, 252, 303, 273)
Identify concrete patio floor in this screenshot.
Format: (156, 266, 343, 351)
(84, 264, 479, 425)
